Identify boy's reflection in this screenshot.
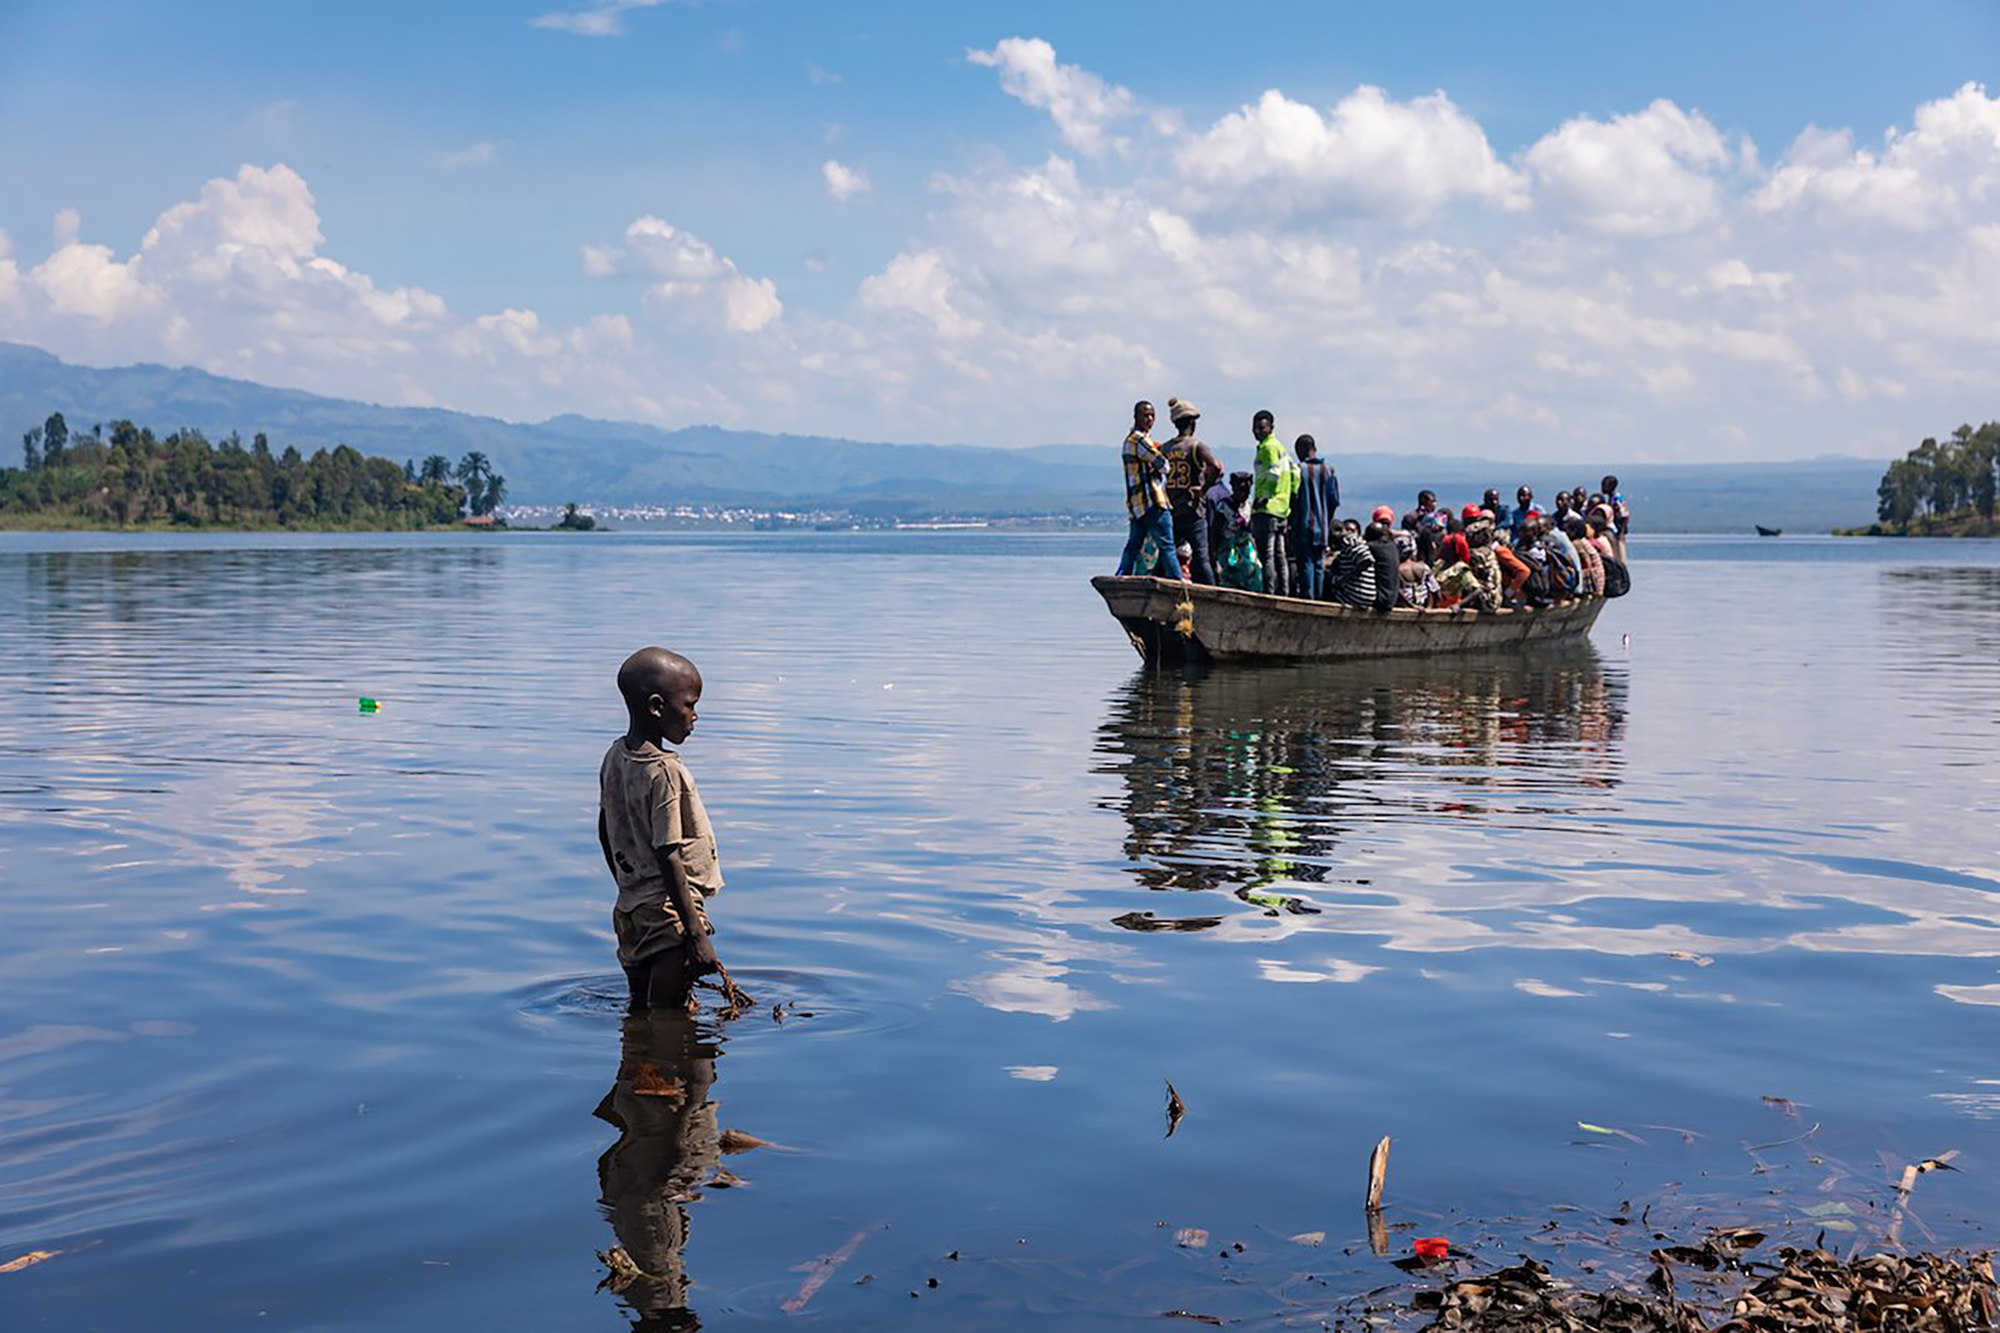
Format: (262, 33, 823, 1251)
(595, 1011, 721, 1331)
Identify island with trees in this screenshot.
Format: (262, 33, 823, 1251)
(3, 412, 512, 530)
(1846, 422, 2000, 536)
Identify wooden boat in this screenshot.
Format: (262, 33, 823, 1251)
(1755, 525, 1783, 537)
(1091, 575, 1605, 665)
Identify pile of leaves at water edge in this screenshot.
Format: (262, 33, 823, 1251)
(1409, 1243, 1997, 1331)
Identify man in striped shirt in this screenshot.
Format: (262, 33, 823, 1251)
(1116, 400, 1182, 580)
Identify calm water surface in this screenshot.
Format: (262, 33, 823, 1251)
(2, 531, 1998, 1330)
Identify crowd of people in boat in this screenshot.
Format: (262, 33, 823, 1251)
(1118, 398, 1632, 612)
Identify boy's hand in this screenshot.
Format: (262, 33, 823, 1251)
(685, 930, 720, 977)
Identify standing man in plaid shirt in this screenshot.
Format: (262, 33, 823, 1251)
(1116, 400, 1182, 580)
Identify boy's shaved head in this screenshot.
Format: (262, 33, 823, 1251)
(617, 646, 700, 711)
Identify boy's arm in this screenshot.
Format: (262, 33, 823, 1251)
(598, 809, 619, 879)
(650, 841, 719, 976)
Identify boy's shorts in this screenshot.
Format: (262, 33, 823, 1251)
(613, 900, 690, 968)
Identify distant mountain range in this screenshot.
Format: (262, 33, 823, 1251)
(0, 341, 1889, 531)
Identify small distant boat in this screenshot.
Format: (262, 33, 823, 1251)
(1091, 575, 1604, 665)
(1755, 525, 1783, 537)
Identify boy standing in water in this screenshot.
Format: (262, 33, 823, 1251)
(599, 647, 724, 1011)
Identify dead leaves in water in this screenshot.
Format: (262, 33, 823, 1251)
(1405, 1244, 2000, 1333)
(719, 1128, 770, 1154)
(1725, 1248, 1998, 1332)
(1164, 1080, 1186, 1139)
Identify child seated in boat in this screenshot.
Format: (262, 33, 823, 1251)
(599, 647, 726, 1012)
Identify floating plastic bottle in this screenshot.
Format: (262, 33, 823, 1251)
(358, 697, 381, 713)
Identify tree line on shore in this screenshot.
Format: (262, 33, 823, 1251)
(1872, 423, 1999, 535)
(5, 412, 510, 529)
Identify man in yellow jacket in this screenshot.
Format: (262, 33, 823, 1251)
(1249, 408, 1295, 596)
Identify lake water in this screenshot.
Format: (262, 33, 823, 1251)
(2, 530, 1998, 1331)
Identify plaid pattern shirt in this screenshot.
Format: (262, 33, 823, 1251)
(1122, 428, 1169, 519)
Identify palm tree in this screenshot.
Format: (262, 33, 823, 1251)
(455, 452, 491, 518)
(420, 454, 452, 485)
(455, 451, 490, 491)
(480, 474, 508, 517)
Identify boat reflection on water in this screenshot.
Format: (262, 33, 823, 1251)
(594, 1012, 722, 1331)
(1095, 643, 1626, 916)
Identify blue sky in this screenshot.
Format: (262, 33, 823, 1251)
(1, 1, 1997, 459)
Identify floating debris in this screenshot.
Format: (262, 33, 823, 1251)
(1174, 1228, 1210, 1250)
(0, 1249, 60, 1274)
(1577, 1121, 1650, 1147)
(718, 1128, 769, 1154)
(781, 1226, 874, 1315)
(1165, 1080, 1187, 1138)
(1411, 1255, 1705, 1331)
(1723, 1248, 1997, 1332)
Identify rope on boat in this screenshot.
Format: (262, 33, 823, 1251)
(1173, 582, 1195, 639)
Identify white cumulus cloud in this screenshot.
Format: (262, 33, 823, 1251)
(1756, 82, 2000, 230)
(583, 215, 783, 333)
(1175, 85, 1528, 222)
(968, 37, 1151, 158)
(1524, 100, 1735, 236)
(822, 159, 870, 201)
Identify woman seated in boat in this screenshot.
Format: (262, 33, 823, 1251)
(1395, 531, 1439, 609)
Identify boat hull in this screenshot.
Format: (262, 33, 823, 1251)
(1091, 575, 1606, 665)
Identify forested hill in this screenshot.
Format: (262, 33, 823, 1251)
(1, 341, 1891, 531)
(2, 413, 473, 529)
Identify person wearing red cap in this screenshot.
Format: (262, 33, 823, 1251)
(1434, 505, 1473, 566)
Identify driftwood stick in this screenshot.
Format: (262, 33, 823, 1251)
(781, 1226, 873, 1315)
(1886, 1150, 1959, 1250)
(1365, 1135, 1391, 1212)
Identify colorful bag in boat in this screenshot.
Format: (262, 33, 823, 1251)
(1220, 532, 1263, 593)
(1601, 555, 1631, 598)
